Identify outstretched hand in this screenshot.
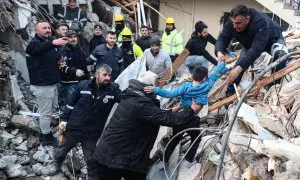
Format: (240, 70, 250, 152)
(144, 86, 154, 93)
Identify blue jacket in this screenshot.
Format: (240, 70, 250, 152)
(63, 79, 122, 137)
(26, 34, 61, 86)
(57, 7, 87, 28)
(215, 8, 282, 70)
(154, 62, 226, 107)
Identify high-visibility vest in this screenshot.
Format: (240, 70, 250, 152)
(161, 29, 184, 55)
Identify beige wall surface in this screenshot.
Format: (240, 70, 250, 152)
(158, 0, 265, 53)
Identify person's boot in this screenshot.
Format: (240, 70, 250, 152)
(41, 132, 58, 147)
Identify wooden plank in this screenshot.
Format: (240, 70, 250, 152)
(157, 49, 190, 87)
(208, 60, 300, 112)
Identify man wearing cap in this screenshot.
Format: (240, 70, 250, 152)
(93, 71, 200, 179)
(89, 24, 106, 54)
(58, 30, 88, 107)
(143, 36, 172, 78)
(57, 0, 87, 31)
(161, 17, 184, 62)
(184, 21, 218, 72)
(135, 25, 151, 52)
(120, 27, 143, 69)
(87, 31, 123, 81)
(55, 23, 69, 39)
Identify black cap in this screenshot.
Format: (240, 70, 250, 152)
(94, 24, 103, 30)
(65, 30, 77, 37)
(195, 21, 208, 33)
(56, 22, 69, 29)
(149, 36, 161, 46)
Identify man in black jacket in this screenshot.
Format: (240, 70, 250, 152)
(93, 71, 201, 179)
(26, 21, 68, 146)
(55, 22, 69, 39)
(58, 30, 88, 107)
(89, 24, 106, 54)
(135, 25, 151, 52)
(54, 64, 121, 180)
(87, 31, 123, 81)
(184, 21, 218, 72)
(215, 5, 288, 95)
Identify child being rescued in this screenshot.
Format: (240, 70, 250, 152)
(144, 61, 227, 113)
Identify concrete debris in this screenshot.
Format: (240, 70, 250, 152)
(15, 140, 28, 151)
(32, 163, 56, 176)
(48, 172, 68, 180)
(11, 128, 19, 135)
(10, 115, 39, 132)
(33, 151, 51, 164)
(11, 136, 23, 145)
(27, 135, 39, 149)
(1, 130, 15, 141)
(0, 171, 7, 180)
(0, 155, 18, 169)
(6, 164, 27, 178)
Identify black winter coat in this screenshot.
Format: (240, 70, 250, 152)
(93, 79, 200, 173)
(215, 8, 283, 69)
(59, 44, 88, 83)
(62, 79, 122, 137)
(185, 32, 218, 65)
(89, 35, 106, 54)
(135, 36, 151, 52)
(26, 35, 60, 86)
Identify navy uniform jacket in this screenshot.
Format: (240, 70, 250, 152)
(215, 8, 283, 69)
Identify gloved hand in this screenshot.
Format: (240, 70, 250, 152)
(229, 51, 236, 57)
(59, 121, 67, 131)
(76, 69, 85, 77)
(222, 66, 229, 74)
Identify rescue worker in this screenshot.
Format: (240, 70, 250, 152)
(112, 13, 128, 44)
(93, 71, 201, 179)
(57, 0, 87, 32)
(144, 36, 172, 78)
(162, 17, 184, 62)
(55, 22, 69, 38)
(215, 4, 288, 96)
(120, 27, 143, 69)
(87, 31, 123, 81)
(89, 24, 106, 54)
(58, 30, 88, 107)
(184, 21, 218, 72)
(135, 25, 151, 51)
(54, 64, 122, 180)
(26, 20, 68, 146)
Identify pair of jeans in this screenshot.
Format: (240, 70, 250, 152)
(30, 84, 58, 134)
(96, 163, 146, 180)
(184, 55, 209, 73)
(59, 83, 78, 108)
(54, 130, 98, 179)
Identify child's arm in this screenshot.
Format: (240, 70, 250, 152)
(207, 61, 226, 88)
(153, 83, 187, 98)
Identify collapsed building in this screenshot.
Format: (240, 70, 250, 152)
(1, 0, 300, 180)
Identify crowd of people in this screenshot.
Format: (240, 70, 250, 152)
(25, 0, 288, 179)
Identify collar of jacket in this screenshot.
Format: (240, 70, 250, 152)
(165, 27, 176, 35)
(35, 34, 52, 42)
(127, 79, 155, 98)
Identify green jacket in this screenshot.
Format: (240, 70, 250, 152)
(162, 29, 184, 55)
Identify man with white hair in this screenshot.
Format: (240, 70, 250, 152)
(93, 71, 201, 179)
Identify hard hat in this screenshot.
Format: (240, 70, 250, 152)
(114, 13, 124, 21)
(165, 17, 175, 24)
(121, 27, 132, 36)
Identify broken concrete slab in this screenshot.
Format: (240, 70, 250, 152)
(6, 164, 27, 178)
(263, 139, 300, 160)
(32, 163, 56, 176)
(33, 150, 51, 164)
(0, 130, 15, 140)
(11, 128, 19, 135)
(0, 155, 18, 169)
(15, 140, 28, 151)
(49, 172, 68, 180)
(11, 136, 23, 145)
(10, 115, 39, 132)
(27, 135, 39, 149)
